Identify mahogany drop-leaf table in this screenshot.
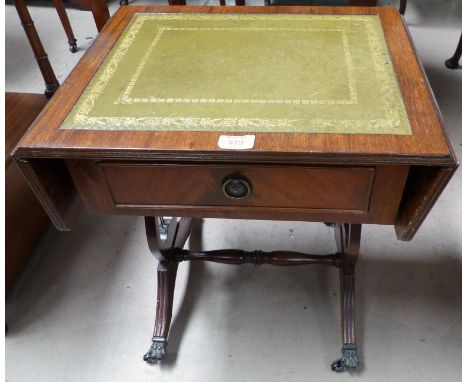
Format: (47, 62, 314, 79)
(13, 5, 457, 373)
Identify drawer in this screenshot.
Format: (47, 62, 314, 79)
(65, 160, 409, 224)
(99, 163, 374, 211)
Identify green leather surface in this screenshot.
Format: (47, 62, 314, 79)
(62, 13, 412, 135)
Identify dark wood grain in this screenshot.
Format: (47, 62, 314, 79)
(65, 0, 93, 9)
(99, 163, 375, 211)
(65, 160, 409, 225)
(5, 93, 51, 295)
(15, 158, 81, 231)
(330, 223, 361, 372)
(53, 0, 110, 32)
(152, 261, 178, 339)
(52, 0, 77, 52)
(6, 163, 51, 295)
(145, 216, 193, 262)
(174, 248, 340, 266)
(12, 6, 456, 240)
(143, 216, 193, 362)
(8, 7, 458, 369)
(90, 0, 110, 32)
(395, 165, 457, 240)
(337, 223, 360, 345)
(13, 0, 60, 97)
(6, 93, 47, 167)
(14, 6, 455, 166)
(143, 218, 363, 369)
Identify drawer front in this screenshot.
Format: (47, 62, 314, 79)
(66, 160, 409, 224)
(99, 163, 374, 211)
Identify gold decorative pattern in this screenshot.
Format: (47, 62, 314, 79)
(115, 26, 166, 105)
(73, 15, 147, 125)
(77, 116, 298, 129)
(63, 13, 412, 135)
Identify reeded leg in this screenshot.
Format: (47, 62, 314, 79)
(331, 224, 361, 372)
(143, 217, 193, 363)
(144, 261, 178, 363)
(331, 267, 359, 372)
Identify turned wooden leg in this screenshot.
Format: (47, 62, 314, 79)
(445, 34, 462, 69)
(52, 0, 77, 53)
(331, 223, 361, 372)
(143, 217, 193, 363)
(13, 0, 60, 98)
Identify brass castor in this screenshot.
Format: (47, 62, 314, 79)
(143, 339, 167, 363)
(68, 39, 78, 53)
(331, 345, 360, 372)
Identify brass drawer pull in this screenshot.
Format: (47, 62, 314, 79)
(222, 175, 252, 199)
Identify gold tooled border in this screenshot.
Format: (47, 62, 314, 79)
(68, 13, 411, 135)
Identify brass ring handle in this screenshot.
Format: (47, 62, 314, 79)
(221, 175, 252, 199)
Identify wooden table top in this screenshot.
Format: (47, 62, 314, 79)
(14, 6, 456, 167)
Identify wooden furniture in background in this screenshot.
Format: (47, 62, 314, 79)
(6, 93, 51, 296)
(394, 1, 461, 69)
(55, 0, 110, 31)
(119, 0, 245, 7)
(52, 0, 78, 52)
(445, 34, 462, 69)
(265, 0, 377, 6)
(12, 0, 111, 97)
(13, 0, 60, 98)
(399, 0, 406, 14)
(264, 0, 407, 13)
(13, 6, 457, 373)
(89, 0, 110, 31)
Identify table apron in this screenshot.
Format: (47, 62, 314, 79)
(64, 159, 409, 225)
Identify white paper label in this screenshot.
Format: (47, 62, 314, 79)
(218, 135, 256, 150)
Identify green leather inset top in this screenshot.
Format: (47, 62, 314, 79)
(61, 13, 412, 135)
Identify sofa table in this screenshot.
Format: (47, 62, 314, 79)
(13, 5, 457, 372)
